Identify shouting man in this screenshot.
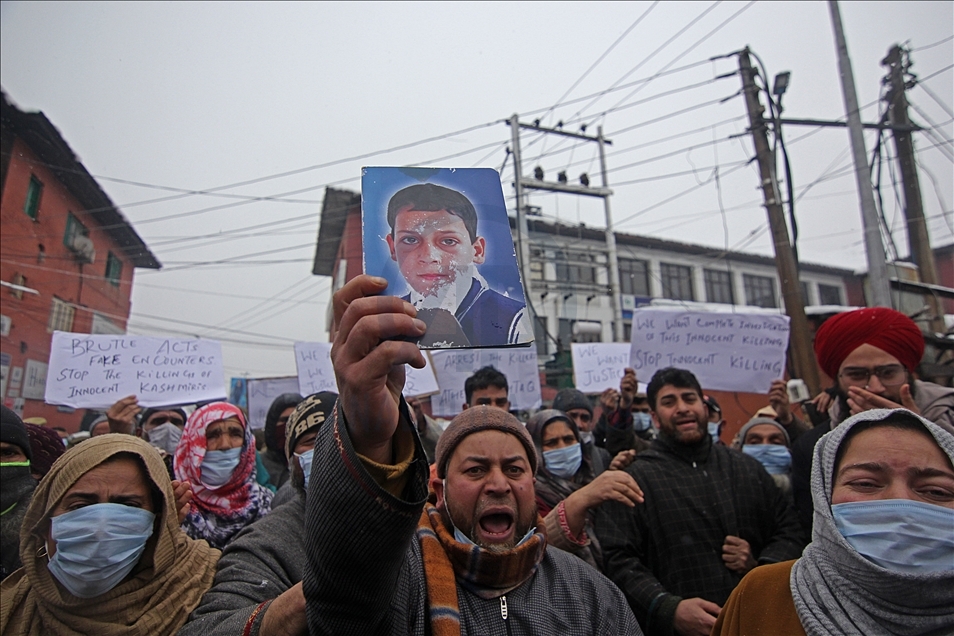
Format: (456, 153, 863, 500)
(301, 275, 640, 634)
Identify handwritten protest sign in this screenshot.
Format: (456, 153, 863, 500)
(294, 342, 336, 396)
(629, 309, 790, 393)
(404, 354, 440, 398)
(572, 343, 631, 393)
(45, 332, 226, 408)
(429, 348, 541, 417)
(247, 376, 301, 430)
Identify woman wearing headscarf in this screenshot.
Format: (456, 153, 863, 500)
(526, 409, 643, 572)
(260, 393, 303, 489)
(713, 408, 954, 635)
(0, 434, 219, 635)
(174, 402, 272, 549)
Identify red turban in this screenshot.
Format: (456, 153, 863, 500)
(813, 307, 924, 378)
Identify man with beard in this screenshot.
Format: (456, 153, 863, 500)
(790, 306, 954, 535)
(1, 406, 35, 581)
(300, 274, 639, 634)
(597, 367, 803, 636)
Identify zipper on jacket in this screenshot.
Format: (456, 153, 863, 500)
(500, 595, 513, 636)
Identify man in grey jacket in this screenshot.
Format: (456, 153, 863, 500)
(301, 274, 641, 635)
(179, 392, 335, 636)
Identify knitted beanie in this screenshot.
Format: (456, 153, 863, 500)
(1, 405, 32, 461)
(435, 406, 538, 478)
(25, 422, 65, 476)
(285, 391, 337, 458)
(552, 388, 593, 417)
(734, 417, 791, 449)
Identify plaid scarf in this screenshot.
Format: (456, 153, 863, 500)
(416, 505, 546, 636)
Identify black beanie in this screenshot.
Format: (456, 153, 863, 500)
(1, 405, 32, 461)
(552, 388, 593, 417)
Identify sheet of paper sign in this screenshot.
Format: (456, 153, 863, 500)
(428, 347, 541, 417)
(246, 376, 301, 429)
(294, 342, 336, 396)
(629, 309, 790, 394)
(44, 331, 226, 409)
(571, 343, 647, 394)
(403, 353, 440, 398)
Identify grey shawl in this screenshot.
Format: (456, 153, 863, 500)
(790, 408, 954, 636)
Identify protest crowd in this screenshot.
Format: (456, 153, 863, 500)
(0, 276, 952, 635)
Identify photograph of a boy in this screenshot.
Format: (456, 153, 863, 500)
(381, 181, 530, 347)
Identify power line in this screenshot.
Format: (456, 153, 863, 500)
(911, 35, 954, 52)
(540, 1, 660, 120)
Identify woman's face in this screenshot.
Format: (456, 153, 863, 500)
(541, 419, 579, 452)
(206, 418, 244, 451)
(832, 427, 954, 509)
(46, 456, 155, 556)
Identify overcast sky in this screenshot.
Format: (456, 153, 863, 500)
(2, 1, 951, 379)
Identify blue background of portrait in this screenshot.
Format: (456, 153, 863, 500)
(361, 167, 526, 304)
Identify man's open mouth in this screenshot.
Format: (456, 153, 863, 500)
(477, 510, 514, 539)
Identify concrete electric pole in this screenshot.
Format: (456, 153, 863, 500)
(738, 48, 821, 395)
(828, 0, 893, 308)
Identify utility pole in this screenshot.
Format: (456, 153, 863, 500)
(507, 118, 622, 341)
(828, 0, 892, 308)
(597, 126, 624, 342)
(882, 44, 945, 334)
(738, 48, 821, 395)
(509, 114, 534, 309)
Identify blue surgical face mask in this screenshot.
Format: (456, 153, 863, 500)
(633, 412, 653, 432)
(543, 443, 582, 479)
(201, 447, 242, 488)
(295, 449, 314, 490)
(742, 444, 792, 475)
(832, 499, 954, 574)
(47, 502, 155, 598)
(708, 421, 722, 443)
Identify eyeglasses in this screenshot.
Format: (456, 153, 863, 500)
(147, 416, 184, 427)
(838, 364, 907, 387)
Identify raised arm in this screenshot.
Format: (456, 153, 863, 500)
(303, 275, 430, 635)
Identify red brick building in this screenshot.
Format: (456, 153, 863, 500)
(0, 92, 159, 431)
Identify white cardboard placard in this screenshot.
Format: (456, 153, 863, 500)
(629, 309, 790, 393)
(247, 376, 302, 430)
(45, 331, 226, 408)
(429, 347, 541, 417)
(403, 354, 440, 398)
(294, 342, 336, 396)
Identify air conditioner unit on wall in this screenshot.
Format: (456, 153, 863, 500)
(70, 235, 96, 264)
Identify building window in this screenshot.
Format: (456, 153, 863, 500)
(818, 283, 843, 305)
(623, 321, 632, 342)
(555, 250, 598, 285)
(24, 176, 42, 220)
(534, 316, 549, 356)
(63, 212, 89, 248)
(105, 252, 123, 286)
(619, 258, 650, 296)
(9, 273, 26, 300)
(800, 281, 811, 306)
(704, 269, 734, 304)
(660, 263, 694, 300)
(743, 274, 777, 308)
(48, 297, 75, 333)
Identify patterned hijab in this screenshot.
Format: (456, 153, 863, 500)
(0, 434, 219, 636)
(173, 403, 271, 549)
